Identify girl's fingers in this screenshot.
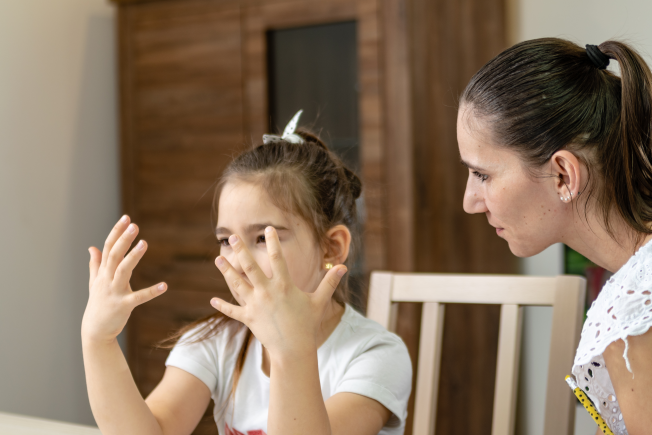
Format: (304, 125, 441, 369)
(113, 240, 147, 289)
(127, 282, 167, 308)
(229, 235, 268, 286)
(104, 223, 139, 278)
(210, 298, 245, 323)
(315, 266, 347, 305)
(88, 246, 102, 290)
(215, 255, 253, 300)
(101, 215, 130, 267)
(264, 227, 290, 280)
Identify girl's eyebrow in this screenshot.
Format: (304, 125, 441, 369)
(214, 223, 289, 235)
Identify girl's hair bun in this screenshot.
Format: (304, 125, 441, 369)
(295, 129, 328, 150)
(344, 167, 362, 200)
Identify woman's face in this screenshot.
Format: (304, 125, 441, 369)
(457, 108, 567, 257)
(215, 181, 324, 293)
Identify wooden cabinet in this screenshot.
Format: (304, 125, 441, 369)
(111, 0, 515, 434)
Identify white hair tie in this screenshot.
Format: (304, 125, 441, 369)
(262, 110, 304, 145)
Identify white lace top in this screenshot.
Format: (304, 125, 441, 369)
(572, 240, 652, 435)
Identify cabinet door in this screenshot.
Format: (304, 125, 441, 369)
(118, 1, 244, 433)
(241, 0, 388, 294)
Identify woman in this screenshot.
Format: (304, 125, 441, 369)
(458, 38, 652, 434)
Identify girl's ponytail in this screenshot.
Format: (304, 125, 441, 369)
(599, 41, 652, 236)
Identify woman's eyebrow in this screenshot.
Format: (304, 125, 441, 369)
(460, 158, 487, 172)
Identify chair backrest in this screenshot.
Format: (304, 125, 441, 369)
(366, 272, 586, 435)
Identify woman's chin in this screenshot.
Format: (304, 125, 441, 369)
(506, 239, 550, 258)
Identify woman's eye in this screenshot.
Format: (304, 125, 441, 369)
(473, 171, 489, 182)
(256, 235, 266, 244)
(217, 238, 230, 247)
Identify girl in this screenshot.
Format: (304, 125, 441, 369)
(81, 115, 412, 435)
(458, 39, 652, 434)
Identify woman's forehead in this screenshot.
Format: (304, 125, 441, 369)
(457, 109, 525, 169)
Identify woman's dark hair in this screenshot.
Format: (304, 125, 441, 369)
(160, 128, 362, 401)
(460, 37, 652, 242)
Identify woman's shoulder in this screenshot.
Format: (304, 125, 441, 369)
(574, 241, 652, 366)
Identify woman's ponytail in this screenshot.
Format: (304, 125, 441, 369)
(599, 41, 652, 236)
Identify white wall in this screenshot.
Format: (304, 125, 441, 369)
(515, 1, 652, 434)
(0, 0, 117, 426)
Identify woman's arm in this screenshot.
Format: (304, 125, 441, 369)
(211, 227, 392, 435)
(82, 216, 209, 435)
(603, 328, 652, 435)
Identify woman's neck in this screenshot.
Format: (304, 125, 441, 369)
(563, 208, 652, 273)
(260, 300, 345, 377)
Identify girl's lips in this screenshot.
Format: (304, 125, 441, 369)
(496, 228, 504, 235)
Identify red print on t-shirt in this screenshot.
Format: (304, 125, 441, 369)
(225, 423, 267, 435)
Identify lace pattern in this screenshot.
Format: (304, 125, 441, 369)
(571, 239, 652, 434)
(572, 355, 626, 434)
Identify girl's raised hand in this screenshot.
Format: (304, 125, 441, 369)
(82, 215, 167, 344)
(211, 226, 347, 359)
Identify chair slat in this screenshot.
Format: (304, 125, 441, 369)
(366, 272, 394, 329)
(491, 304, 523, 435)
(412, 302, 445, 435)
(391, 274, 557, 305)
(543, 276, 586, 435)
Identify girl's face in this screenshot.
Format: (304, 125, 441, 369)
(215, 181, 324, 293)
(457, 108, 567, 257)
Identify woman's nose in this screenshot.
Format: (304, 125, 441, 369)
(463, 177, 488, 214)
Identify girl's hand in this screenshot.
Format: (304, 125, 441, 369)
(82, 216, 167, 344)
(210, 226, 347, 359)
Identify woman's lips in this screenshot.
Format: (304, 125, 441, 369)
(496, 228, 504, 235)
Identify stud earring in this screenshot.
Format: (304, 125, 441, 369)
(325, 263, 333, 270)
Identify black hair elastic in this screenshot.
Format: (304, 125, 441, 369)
(586, 44, 610, 69)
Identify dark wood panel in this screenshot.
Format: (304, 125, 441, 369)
(404, 0, 516, 434)
(118, 3, 244, 435)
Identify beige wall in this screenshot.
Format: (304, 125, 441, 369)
(0, 0, 117, 426)
(516, 1, 652, 434)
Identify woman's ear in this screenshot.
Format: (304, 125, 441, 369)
(323, 225, 352, 267)
(550, 150, 583, 202)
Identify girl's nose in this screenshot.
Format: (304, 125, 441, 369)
(463, 176, 488, 214)
(224, 251, 243, 275)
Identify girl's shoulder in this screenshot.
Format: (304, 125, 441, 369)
(331, 305, 410, 356)
(166, 318, 248, 396)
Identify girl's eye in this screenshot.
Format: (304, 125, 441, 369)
(217, 238, 230, 247)
(473, 171, 489, 182)
(256, 235, 266, 244)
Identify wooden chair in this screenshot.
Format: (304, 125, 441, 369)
(366, 272, 586, 435)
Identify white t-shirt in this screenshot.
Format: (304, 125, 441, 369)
(572, 239, 652, 435)
(166, 304, 413, 435)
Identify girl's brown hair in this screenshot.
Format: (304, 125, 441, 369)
(160, 128, 362, 400)
(460, 38, 652, 244)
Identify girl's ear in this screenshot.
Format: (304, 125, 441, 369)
(323, 225, 352, 267)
